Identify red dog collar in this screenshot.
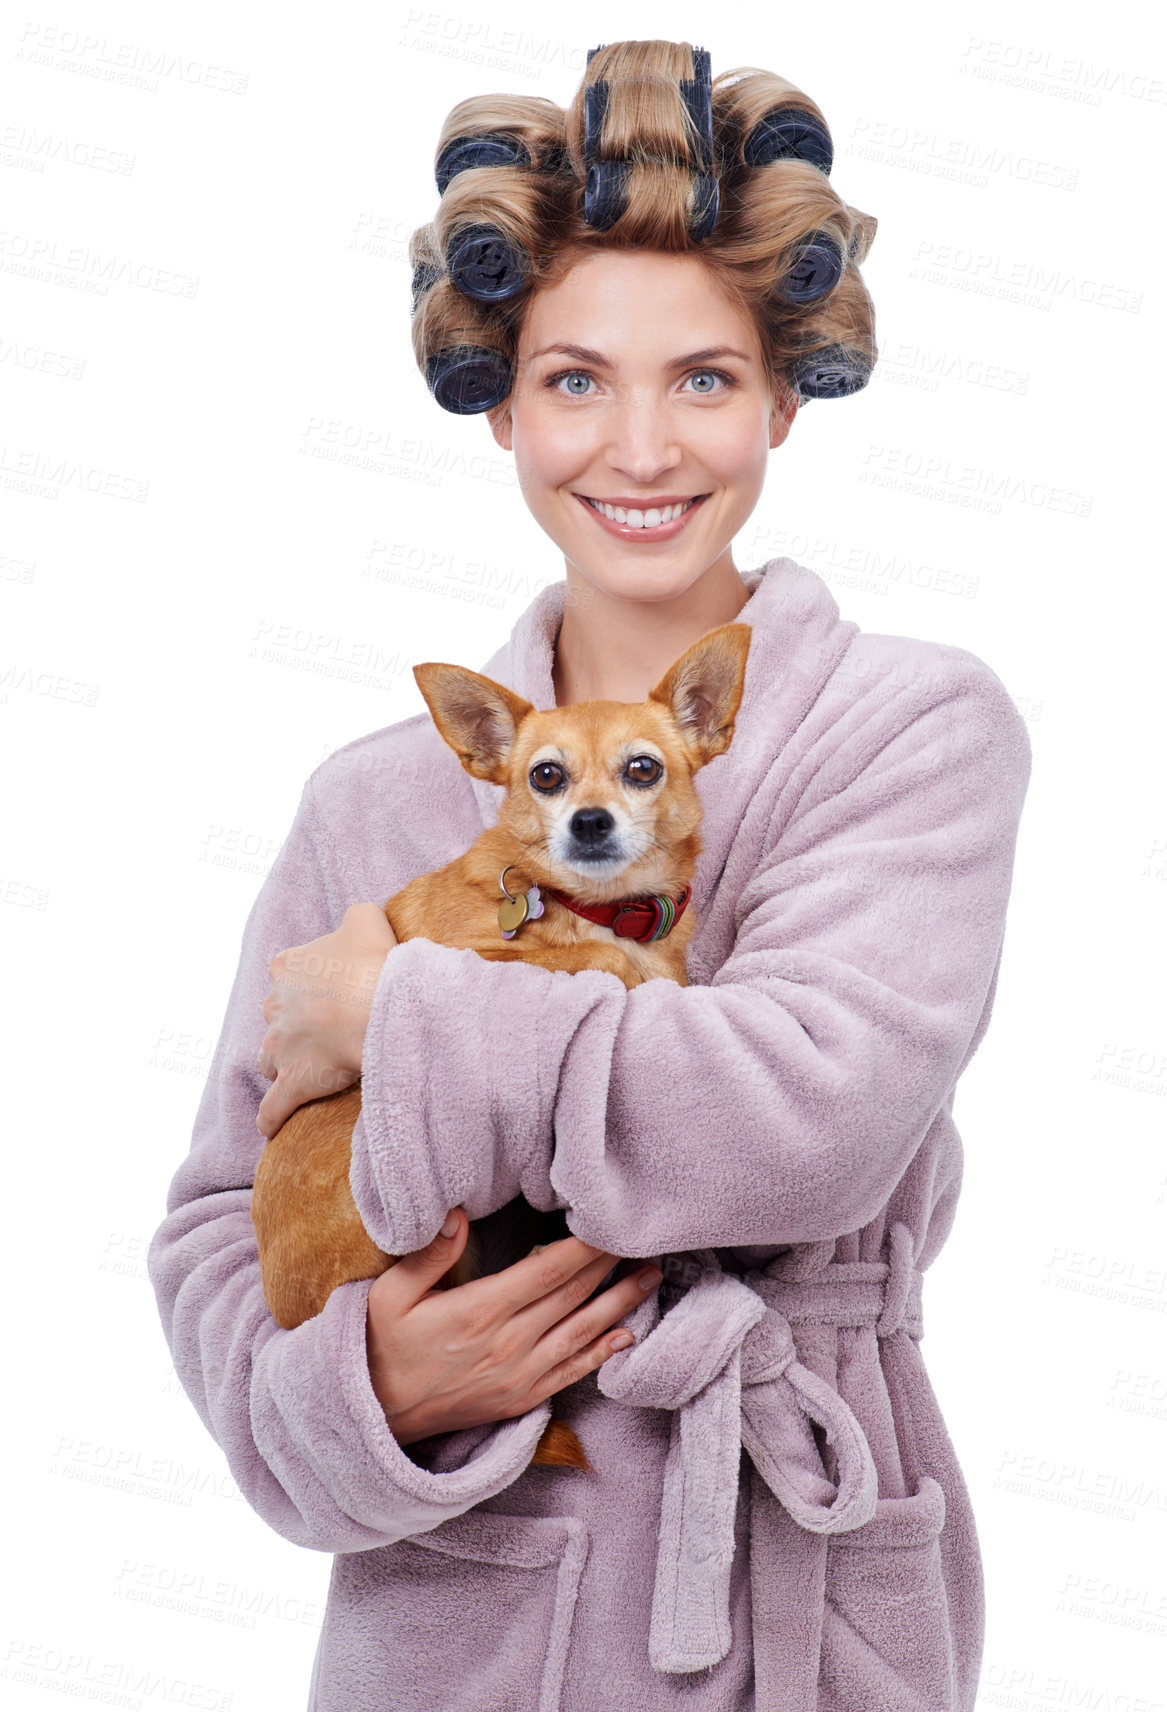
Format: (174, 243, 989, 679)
(542, 882, 692, 944)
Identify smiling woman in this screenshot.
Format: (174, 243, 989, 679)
(408, 36, 878, 707)
(149, 36, 1032, 1712)
(487, 250, 792, 703)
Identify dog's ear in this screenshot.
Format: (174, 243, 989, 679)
(648, 623, 752, 768)
(413, 663, 535, 784)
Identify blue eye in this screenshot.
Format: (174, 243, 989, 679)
(684, 368, 733, 394)
(546, 366, 735, 397)
(551, 370, 594, 396)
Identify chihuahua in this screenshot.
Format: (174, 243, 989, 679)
(251, 619, 752, 1469)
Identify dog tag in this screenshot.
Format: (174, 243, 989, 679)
(498, 893, 529, 934)
(499, 884, 545, 939)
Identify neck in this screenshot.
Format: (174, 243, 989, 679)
(551, 554, 753, 707)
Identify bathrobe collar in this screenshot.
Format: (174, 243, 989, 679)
(470, 557, 859, 914)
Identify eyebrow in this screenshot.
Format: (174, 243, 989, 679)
(525, 342, 752, 368)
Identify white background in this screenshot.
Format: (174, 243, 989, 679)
(2, 1, 1165, 1707)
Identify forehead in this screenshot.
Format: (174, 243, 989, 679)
(518, 250, 761, 363)
(517, 698, 677, 761)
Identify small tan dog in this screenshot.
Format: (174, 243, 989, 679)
(251, 619, 752, 1469)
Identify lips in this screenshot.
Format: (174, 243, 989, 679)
(575, 492, 709, 540)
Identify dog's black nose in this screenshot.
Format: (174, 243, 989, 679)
(569, 807, 615, 844)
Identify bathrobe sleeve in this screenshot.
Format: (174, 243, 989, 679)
(350, 650, 1032, 1257)
(147, 779, 564, 1555)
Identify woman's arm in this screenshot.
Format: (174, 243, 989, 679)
(147, 777, 620, 1554)
(349, 649, 1033, 1258)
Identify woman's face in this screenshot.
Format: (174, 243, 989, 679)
(488, 249, 797, 604)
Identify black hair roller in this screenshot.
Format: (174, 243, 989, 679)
(434, 131, 533, 302)
(425, 345, 514, 414)
(679, 47, 714, 169)
(582, 43, 719, 240)
(445, 223, 530, 302)
(744, 106, 834, 176)
(584, 159, 629, 231)
(582, 75, 628, 230)
(435, 131, 531, 196)
(680, 46, 719, 239)
(774, 229, 845, 305)
(788, 343, 872, 400)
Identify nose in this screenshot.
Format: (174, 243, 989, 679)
(604, 387, 682, 485)
(570, 807, 615, 845)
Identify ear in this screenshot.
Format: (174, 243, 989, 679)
(413, 662, 534, 783)
(486, 399, 513, 451)
(648, 622, 752, 768)
(768, 380, 799, 449)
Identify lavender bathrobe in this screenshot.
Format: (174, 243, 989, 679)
(148, 556, 1031, 1711)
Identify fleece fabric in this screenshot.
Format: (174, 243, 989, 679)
(148, 556, 1032, 1712)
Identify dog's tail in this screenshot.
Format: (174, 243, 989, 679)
(531, 1417, 592, 1471)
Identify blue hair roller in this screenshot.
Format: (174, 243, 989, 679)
(425, 345, 514, 414)
(435, 132, 530, 196)
(775, 229, 845, 305)
(679, 47, 714, 170)
(583, 78, 608, 163)
(582, 75, 628, 228)
(744, 106, 833, 176)
(788, 343, 872, 400)
(680, 45, 719, 239)
(446, 223, 529, 302)
(584, 159, 629, 231)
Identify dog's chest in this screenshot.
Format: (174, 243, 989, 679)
(618, 936, 680, 984)
(559, 919, 687, 985)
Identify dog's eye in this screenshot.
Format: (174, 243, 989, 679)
(625, 756, 662, 786)
(530, 762, 565, 792)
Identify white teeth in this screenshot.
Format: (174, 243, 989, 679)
(587, 497, 696, 528)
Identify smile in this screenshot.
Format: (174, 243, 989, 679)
(575, 493, 709, 539)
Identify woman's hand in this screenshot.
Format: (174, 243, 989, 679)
(366, 1208, 663, 1446)
(256, 902, 398, 1139)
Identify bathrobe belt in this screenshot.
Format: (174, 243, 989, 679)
(594, 1220, 923, 1675)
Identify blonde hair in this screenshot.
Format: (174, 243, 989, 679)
(409, 40, 878, 414)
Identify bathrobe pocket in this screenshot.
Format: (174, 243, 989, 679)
(312, 1508, 588, 1712)
(819, 1474, 956, 1712)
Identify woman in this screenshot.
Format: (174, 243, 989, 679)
(148, 40, 1031, 1712)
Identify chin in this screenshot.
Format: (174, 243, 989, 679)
(569, 552, 720, 604)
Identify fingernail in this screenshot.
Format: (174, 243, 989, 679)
(441, 1210, 458, 1237)
(611, 1332, 633, 1350)
(637, 1268, 662, 1291)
